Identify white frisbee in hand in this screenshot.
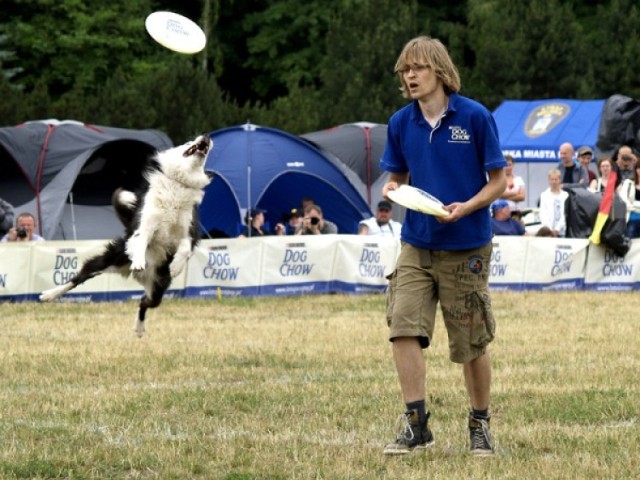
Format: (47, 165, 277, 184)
(145, 11, 206, 54)
(387, 185, 450, 217)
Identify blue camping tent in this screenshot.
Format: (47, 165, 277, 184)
(493, 99, 605, 207)
(200, 123, 373, 237)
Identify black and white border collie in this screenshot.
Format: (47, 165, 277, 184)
(40, 135, 212, 337)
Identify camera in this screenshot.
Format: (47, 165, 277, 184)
(16, 227, 28, 239)
(310, 217, 320, 226)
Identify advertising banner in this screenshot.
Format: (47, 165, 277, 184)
(2, 237, 640, 302)
(584, 242, 640, 291)
(0, 243, 33, 301)
(184, 238, 263, 298)
(260, 235, 336, 296)
(488, 237, 527, 290)
(30, 241, 110, 302)
(523, 238, 589, 290)
(331, 236, 399, 294)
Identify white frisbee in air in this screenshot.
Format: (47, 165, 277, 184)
(387, 185, 450, 217)
(145, 11, 206, 54)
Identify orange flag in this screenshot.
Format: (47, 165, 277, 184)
(589, 170, 618, 245)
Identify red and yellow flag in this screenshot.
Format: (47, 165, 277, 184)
(589, 170, 617, 245)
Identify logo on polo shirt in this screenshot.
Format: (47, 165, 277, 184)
(448, 125, 471, 144)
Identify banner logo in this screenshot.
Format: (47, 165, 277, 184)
(359, 247, 385, 278)
(280, 247, 313, 276)
(602, 250, 633, 277)
(202, 246, 239, 280)
(524, 103, 570, 138)
(53, 253, 78, 285)
(551, 246, 573, 277)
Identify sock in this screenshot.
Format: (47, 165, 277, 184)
(406, 400, 427, 423)
(472, 408, 489, 420)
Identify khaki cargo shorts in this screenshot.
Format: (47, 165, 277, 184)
(386, 241, 495, 364)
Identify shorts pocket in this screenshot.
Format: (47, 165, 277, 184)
(385, 270, 397, 328)
(469, 291, 496, 348)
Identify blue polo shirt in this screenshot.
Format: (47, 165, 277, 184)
(381, 93, 506, 250)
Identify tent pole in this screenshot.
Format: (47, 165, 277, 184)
(69, 192, 77, 241)
(246, 121, 253, 238)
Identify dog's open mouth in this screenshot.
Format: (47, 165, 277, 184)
(183, 135, 211, 158)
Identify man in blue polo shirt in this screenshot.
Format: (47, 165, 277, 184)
(380, 36, 507, 457)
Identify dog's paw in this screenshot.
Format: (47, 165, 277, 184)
(39, 284, 68, 302)
(169, 259, 186, 278)
(129, 258, 146, 271)
(39, 289, 57, 302)
(134, 319, 146, 338)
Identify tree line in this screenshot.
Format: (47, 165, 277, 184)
(1, 0, 638, 144)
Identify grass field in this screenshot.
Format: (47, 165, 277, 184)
(1, 292, 638, 479)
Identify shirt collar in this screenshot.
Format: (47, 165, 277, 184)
(410, 92, 458, 125)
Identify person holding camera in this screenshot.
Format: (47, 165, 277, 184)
(1, 212, 45, 242)
(613, 145, 637, 182)
(295, 204, 338, 235)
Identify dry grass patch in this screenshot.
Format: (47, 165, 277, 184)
(0, 292, 638, 479)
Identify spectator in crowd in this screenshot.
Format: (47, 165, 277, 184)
(491, 199, 526, 236)
(613, 145, 637, 182)
(557, 142, 590, 187)
(589, 156, 621, 193)
(499, 154, 525, 214)
(301, 197, 316, 211)
(1, 212, 45, 242)
(282, 208, 303, 235)
(358, 200, 402, 238)
(238, 209, 285, 237)
(535, 226, 554, 237)
(0, 197, 15, 238)
(538, 168, 569, 237)
(576, 146, 597, 183)
(295, 204, 338, 235)
(626, 163, 640, 238)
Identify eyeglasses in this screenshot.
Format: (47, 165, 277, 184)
(397, 64, 429, 75)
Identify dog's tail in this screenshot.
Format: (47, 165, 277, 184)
(113, 188, 138, 234)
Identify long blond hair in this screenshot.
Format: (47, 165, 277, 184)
(394, 36, 461, 98)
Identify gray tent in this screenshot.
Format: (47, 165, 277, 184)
(0, 120, 173, 240)
(300, 122, 405, 220)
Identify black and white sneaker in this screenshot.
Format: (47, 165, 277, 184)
(383, 409, 435, 456)
(469, 414, 494, 456)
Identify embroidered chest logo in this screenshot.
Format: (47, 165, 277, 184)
(448, 125, 471, 144)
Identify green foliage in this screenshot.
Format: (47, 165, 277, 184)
(0, 76, 24, 125)
(466, 0, 589, 108)
(3, 0, 158, 96)
(243, 0, 336, 97)
(2, 0, 640, 138)
(318, 0, 418, 126)
(590, 0, 640, 99)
